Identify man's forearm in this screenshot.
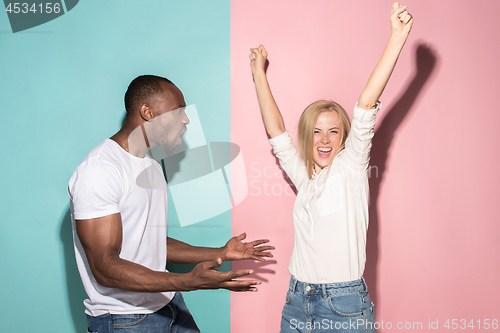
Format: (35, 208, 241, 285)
(92, 254, 193, 292)
(166, 237, 226, 264)
(92, 253, 259, 293)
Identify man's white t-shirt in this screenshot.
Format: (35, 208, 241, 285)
(68, 139, 175, 316)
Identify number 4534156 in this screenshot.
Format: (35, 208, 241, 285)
(444, 319, 498, 330)
(5, 3, 61, 14)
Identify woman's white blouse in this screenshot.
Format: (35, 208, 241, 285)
(269, 103, 380, 284)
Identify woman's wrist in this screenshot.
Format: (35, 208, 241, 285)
(252, 68, 267, 79)
(388, 32, 408, 47)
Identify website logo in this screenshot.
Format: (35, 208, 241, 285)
(133, 105, 249, 227)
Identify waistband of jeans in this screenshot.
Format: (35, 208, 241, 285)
(288, 275, 367, 294)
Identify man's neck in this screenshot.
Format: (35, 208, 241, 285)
(110, 121, 151, 158)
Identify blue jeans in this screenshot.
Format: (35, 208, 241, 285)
(280, 276, 376, 333)
(86, 292, 200, 333)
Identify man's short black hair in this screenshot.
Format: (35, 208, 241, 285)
(124, 75, 174, 114)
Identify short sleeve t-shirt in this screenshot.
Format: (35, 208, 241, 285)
(68, 139, 174, 316)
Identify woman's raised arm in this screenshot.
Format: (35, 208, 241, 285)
(357, 2, 413, 110)
(250, 45, 286, 138)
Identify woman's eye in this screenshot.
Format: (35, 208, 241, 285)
(330, 131, 338, 134)
(314, 130, 320, 134)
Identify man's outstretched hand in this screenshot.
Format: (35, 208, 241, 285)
(222, 232, 275, 262)
(186, 258, 262, 292)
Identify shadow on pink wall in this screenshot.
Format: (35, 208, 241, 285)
(365, 43, 438, 304)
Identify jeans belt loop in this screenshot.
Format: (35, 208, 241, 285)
(291, 277, 298, 294)
(322, 283, 327, 297)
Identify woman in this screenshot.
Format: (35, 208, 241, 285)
(249, 3, 413, 332)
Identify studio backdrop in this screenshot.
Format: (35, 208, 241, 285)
(1, 1, 499, 332)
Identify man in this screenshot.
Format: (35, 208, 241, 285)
(68, 75, 274, 332)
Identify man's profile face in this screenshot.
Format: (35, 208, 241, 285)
(147, 82, 189, 155)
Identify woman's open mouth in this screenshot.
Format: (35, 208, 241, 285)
(317, 147, 332, 159)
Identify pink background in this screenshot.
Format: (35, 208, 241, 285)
(231, 0, 500, 332)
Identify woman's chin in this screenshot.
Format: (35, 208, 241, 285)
(314, 161, 332, 173)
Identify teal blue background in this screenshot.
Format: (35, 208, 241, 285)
(0, 1, 231, 332)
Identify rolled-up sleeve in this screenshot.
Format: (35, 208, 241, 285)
(269, 131, 306, 187)
(344, 102, 381, 171)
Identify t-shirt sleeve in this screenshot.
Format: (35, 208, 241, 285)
(343, 102, 381, 170)
(69, 160, 124, 220)
(268, 131, 306, 187)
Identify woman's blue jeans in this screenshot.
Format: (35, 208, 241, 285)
(86, 292, 200, 333)
(280, 276, 376, 333)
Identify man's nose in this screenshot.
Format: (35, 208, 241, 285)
(183, 112, 190, 125)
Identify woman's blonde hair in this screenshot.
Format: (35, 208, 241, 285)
(298, 100, 351, 179)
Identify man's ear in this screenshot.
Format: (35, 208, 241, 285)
(140, 104, 153, 121)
